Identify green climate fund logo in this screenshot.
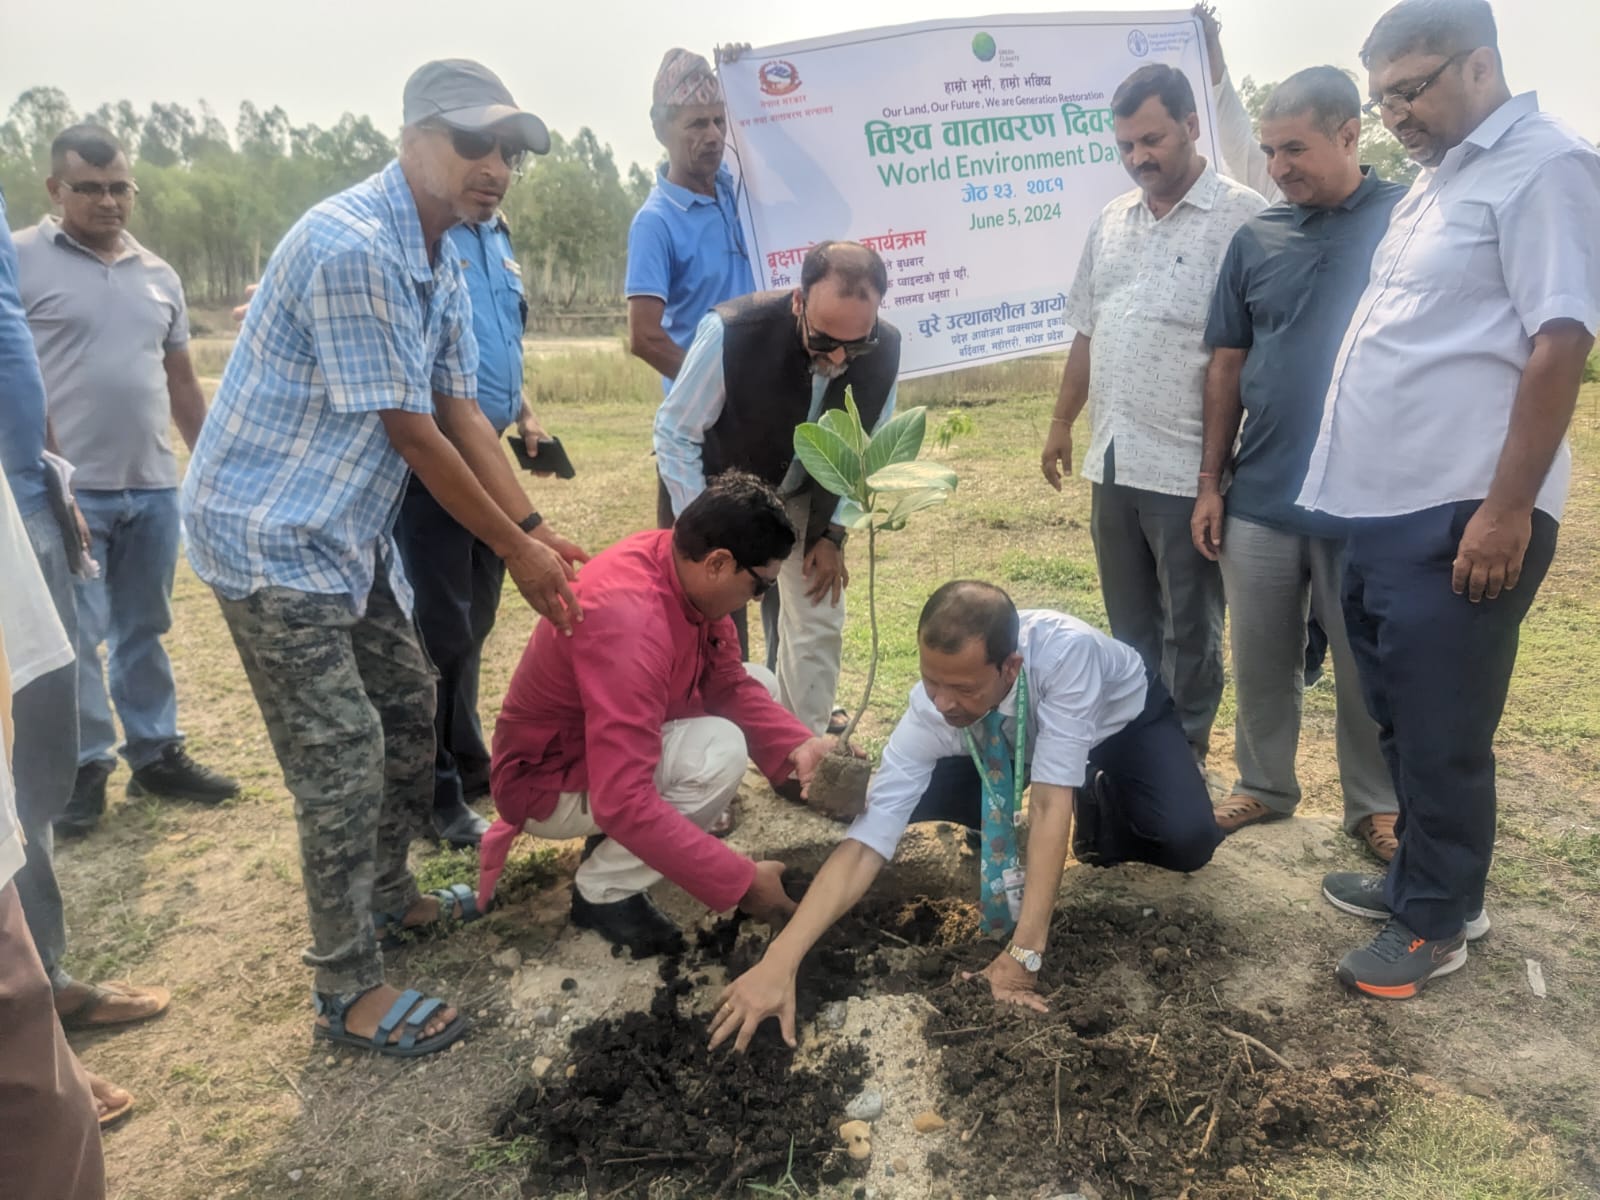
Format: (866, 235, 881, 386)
(971, 32, 997, 61)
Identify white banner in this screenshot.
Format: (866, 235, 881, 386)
(720, 11, 1220, 378)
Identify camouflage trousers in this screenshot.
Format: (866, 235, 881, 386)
(216, 567, 436, 995)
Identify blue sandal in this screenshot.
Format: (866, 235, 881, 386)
(375, 883, 482, 950)
(313, 986, 468, 1058)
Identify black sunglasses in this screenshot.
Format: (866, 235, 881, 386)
(1363, 50, 1468, 118)
(802, 299, 879, 359)
(64, 181, 138, 199)
(427, 124, 527, 170)
(741, 565, 776, 598)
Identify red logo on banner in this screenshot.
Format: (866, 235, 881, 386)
(758, 60, 802, 96)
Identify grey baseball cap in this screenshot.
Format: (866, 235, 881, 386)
(403, 59, 551, 155)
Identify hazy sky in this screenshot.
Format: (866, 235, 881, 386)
(3, 1, 1595, 172)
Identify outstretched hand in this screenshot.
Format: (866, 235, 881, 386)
(961, 950, 1049, 1013)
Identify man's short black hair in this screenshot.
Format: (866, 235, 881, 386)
(1111, 64, 1197, 123)
(50, 124, 124, 174)
(917, 581, 1020, 669)
(1361, 0, 1499, 69)
(673, 470, 796, 568)
(1261, 67, 1362, 137)
(800, 240, 889, 302)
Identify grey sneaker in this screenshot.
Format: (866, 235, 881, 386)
(1336, 917, 1467, 999)
(1321, 872, 1490, 941)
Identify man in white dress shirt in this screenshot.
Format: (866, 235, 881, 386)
(1040, 64, 1266, 761)
(1300, 0, 1600, 999)
(708, 581, 1220, 1050)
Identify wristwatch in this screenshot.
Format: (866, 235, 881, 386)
(1006, 943, 1042, 973)
(518, 511, 543, 533)
(822, 527, 848, 549)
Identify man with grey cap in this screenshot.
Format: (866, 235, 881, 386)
(182, 59, 586, 1058)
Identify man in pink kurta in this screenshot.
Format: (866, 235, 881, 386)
(479, 474, 836, 955)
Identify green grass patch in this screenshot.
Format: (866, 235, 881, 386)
(1268, 1092, 1582, 1199)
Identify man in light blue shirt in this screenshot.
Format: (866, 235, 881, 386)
(182, 60, 586, 1058)
(395, 213, 552, 848)
(625, 48, 754, 394)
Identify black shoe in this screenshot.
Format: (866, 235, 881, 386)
(127, 745, 238, 804)
(579, 834, 605, 863)
(56, 761, 114, 837)
(1072, 771, 1109, 867)
(432, 800, 490, 848)
(570, 889, 686, 958)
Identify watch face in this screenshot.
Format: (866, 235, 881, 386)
(1023, 950, 1041, 972)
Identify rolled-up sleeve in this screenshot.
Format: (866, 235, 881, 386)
(308, 252, 437, 415)
(844, 685, 955, 861)
(653, 311, 727, 516)
(1498, 151, 1600, 337)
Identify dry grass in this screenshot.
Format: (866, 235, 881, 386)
(49, 361, 1600, 1198)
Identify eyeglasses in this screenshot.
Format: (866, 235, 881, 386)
(1363, 50, 1468, 118)
(801, 300, 879, 359)
(741, 565, 777, 598)
(63, 181, 138, 199)
(426, 123, 528, 171)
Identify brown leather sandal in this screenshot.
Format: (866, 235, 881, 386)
(1354, 813, 1399, 862)
(1212, 794, 1288, 834)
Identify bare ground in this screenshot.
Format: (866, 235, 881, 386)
(53, 377, 1600, 1198)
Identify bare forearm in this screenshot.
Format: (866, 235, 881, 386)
(1012, 785, 1074, 950)
(380, 413, 526, 559)
(633, 330, 685, 380)
(763, 839, 887, 973)
(170, 382, 207, 451)
(1484, 327, 1592, 515)
(1052, 334, 1092, 425)
(1199, 349, 1246, 484)
(436, 397, 538, 525)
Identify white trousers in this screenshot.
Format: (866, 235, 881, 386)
(775, 496, 848, 734)
(524, 664, 778, 903)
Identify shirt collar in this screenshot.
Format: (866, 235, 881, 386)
(1130, 160, 1221, 218)
(1290, 165, 1381, 226)
(654, 163, 733, 212)
(378, 160, 436, 284)
(1463, 91, 1539, 153)
(654, 529, 708, 626)
(39, 214, 139, 262)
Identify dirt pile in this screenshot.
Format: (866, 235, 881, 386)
(912, 901, 1404, 1199)
(496, 891, 1406, 1198)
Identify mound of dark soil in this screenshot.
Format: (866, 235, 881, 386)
(495, 959, 869, 1198)
(496, 889, 1404, 1199)
(911, 901, 1404, 1199)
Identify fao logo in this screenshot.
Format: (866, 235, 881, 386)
(758, 60, 801, 96)
(1127, 29, 1150, 57)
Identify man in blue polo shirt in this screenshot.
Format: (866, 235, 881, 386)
(1190, 68, 1406, 862)
(396, 212, 552, 847)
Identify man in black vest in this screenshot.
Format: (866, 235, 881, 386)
(654, 240, 900, 738)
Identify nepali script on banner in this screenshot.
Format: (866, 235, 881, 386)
(719, 11, 1220, 378)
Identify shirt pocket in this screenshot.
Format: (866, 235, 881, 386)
(1384, 195, 1494, 297)
(1160, 248, 1225, 328)
(500, 257, 529, 334)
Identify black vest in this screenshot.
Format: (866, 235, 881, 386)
(703, 291, 901, 546)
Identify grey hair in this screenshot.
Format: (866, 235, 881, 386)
(1261, 67, 1362, 137)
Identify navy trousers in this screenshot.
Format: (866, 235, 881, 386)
(395, 477, 505, 810)
(1341, 500, 1558, 941)
(909, 672, 1220, 873)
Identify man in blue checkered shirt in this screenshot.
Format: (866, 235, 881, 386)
(181, 60, 586, 1059)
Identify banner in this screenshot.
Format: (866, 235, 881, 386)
(720, 11, 1220, 378)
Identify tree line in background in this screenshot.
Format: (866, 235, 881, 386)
(0, 87, 655, 313)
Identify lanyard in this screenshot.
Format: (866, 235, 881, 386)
(962, 668, 1028, 824)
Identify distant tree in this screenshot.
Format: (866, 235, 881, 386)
(139, 101, 198, 167)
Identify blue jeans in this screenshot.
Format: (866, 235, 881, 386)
(73, 488, 183, 770)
